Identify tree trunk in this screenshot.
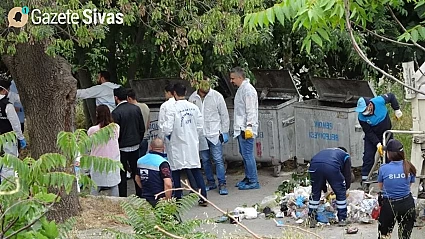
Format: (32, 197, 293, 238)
(106, 25, 119, 84)
(127, 24, 145, 83)
(75, 46, 96, 127)
(2, 41, 81, 222)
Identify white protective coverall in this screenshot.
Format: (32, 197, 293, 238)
(188, 89, 229, 151)
(162, 99, 204, 170)
(76, 82, 121, 112)
(158, 97, 176, 161)
(0, 94, 24, 179)
(233, 79, 259, 138)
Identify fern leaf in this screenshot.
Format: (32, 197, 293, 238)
(58, 217, 77, 239)
(57, 131, 78, 159)
(32, 153, 67, 176)
(0, 154, 30, 179)
(77, 174, 96, 190)
(79, 155, 123, 173)
(39, 172, 76, 194)
(0, 132, 17, 152)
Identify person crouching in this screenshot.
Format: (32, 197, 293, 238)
(308, 147, 352, 228)
(135, 138, 172, 207)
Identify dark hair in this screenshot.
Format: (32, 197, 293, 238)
(337, 147, 348, 152)
(387, 151, 417, 178)
(96, 105, 113, 128)
(114, 87, 128, 101)
(164, 83, 174, 93)
(173, 83, 186, 97)
(127, 88, 137, 100)
(230, 67, 246, 78)
(0, 80, 11, 90)
(99, 71, 111, 82)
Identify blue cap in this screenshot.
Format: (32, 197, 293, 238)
(355, 97, 367, 113)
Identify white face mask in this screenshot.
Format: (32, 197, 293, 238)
(362, 110, 371, 116)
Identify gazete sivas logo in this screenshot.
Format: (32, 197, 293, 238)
(7, 6, 124, 28)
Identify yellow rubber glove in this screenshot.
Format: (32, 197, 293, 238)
(377, 143, 384, 157)
(245, 127, 253, 139)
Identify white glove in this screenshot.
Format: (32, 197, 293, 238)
(395, 109, 402, 119)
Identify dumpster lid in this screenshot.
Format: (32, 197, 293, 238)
(251, 69, 299, 100)
(130, 78, 195, 104)
(310, 77, 376, 104)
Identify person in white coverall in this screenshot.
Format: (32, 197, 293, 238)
(76, 71, 121, 112)
(163, 83, 208, 206)
(189, 77, 230, 195)
(230, 67, 260, 190)
(0, 79, 27, 183)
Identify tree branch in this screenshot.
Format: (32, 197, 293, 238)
(343, 0, 425, 95)
(1, 218, 19, 236)
(387, 6, 425, 53)
(3, 194, 60, 239)
(155, 180, 262, 239)
(54, 25, 80, 44)
(154, 225, 184, 239)
(352, 21, 414, 47)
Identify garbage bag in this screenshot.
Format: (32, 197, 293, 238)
(261, 195, 278, 208)
(347, 190, 365, 205)
(234, 207, 258, 219)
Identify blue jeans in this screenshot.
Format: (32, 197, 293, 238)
(237, 135, 258, 183)
(200, 139, 226, 186)
(172, 168, 207, 200)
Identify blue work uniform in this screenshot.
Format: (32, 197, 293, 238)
(378, 161, 416, 239)
(137, 151, 172, 207)
(358, 93, 400, 181)
(308, 148, 351, 221)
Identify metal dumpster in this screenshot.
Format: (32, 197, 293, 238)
(294, 77, 376, 167)
(129, 78, 195, 141)
(224, 69, 301, 176)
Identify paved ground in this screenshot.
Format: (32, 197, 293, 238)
(77, 163, 425, 238)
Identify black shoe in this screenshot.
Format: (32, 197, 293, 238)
(198, 199, 208, 207)
(309, 217, 317, 228)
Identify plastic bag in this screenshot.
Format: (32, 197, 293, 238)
(347, 190, 365, 205)
(261, 195, 278, 208)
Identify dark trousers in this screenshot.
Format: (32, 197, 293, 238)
(308, 162, 347, 221)
(378, 194, 416, 239)
(118, 149, 141, 197)
(361, 139, 376, 180)
(139, 139, 149, 158)
(172, 168, 206, 200)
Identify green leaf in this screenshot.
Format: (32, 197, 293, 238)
(311, 33, 323, 47)
(411, 29, 419, 42)
(302, 36, 312, 54)
(419, 26, 425, 40)
(266, 8, 275, 24)
(41, 218, 59, 239)
(308, 9, 314, 22)
(34, 193, 60, 203)
(244, 14, 251, 28)
(257, 11, 265, 28)
(274, 5, 286, 26)
(316, 28, 330, 41)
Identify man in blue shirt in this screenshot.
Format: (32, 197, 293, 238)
(308, 147, 352, 228)
(135, 138, 172, 207)
(355, 93, 402, 188)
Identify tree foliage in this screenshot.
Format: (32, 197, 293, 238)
(112, 194, 214, 239)
(0, 124, 122, 238)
